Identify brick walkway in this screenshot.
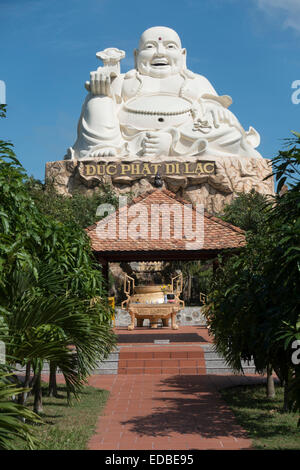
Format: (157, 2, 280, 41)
(81, 326, 263, 450)
(88, 372, 264, 450)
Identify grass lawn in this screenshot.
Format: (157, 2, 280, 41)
(221, 384, 300, 450)
(16, 384, 109, 450)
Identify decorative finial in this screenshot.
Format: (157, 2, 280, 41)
(153, 172, 163, 188)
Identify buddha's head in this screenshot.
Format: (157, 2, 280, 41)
(135, 26, 186, 78)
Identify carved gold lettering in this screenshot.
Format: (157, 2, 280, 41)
(203, 163, 215, 174)
(195, 163, 204, 174)
(121, 164, 131, 175)
(131, 163, 141, 175)
(97, 164, 105, 175)
(85, 164, 96, 176)
(184, 162, 193, 174)
(106, 164, 117, 175)
(85, 160, 215, 179)
(150, 163, 162, 174)
(141, 163, 152, 175)
(165, 163, 175, 175)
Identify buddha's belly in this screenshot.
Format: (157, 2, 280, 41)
(119, 95, 194, 131)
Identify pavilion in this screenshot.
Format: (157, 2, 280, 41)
(85, 189, 246, 283)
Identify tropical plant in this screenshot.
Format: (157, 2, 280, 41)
(220, 189, 270, 234)
(205, 132, 300, 414)
(0, 105, 116, 425)
(26, 177, 119, 229)
(0, 369, 41, 449)
(0, 143, 42, 285)
(0, 263, 116, 413)
(277, 319, 300, 420)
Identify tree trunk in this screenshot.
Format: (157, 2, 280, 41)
(18, 361, 31, 405)
(48, 362, 58, 397)
(266, 365, 275, 399)
(33, 371, 43, 414)
(283, 379, 290, 412)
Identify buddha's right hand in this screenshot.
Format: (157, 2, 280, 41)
(85, 69, 112, 97)
(141, 132, 172, 157)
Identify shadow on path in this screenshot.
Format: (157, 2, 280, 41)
(121, 375, 264, 439)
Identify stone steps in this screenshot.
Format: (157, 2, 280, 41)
(118, 347, 206, 375)
(16, 350, 121, 376)
(92, 350, 119, 375)
(17, 341, 256, 376)
(91, 344, 256, 375)
(202, 344, 256, 374)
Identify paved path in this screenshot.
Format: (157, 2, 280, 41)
(88, 373, 264, 450)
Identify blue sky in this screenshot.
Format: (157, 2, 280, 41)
(1, 0, 300, 180)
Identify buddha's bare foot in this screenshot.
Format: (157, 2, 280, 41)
(89, 148, 117, 158)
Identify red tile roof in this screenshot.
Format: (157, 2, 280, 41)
(85, 189, 245, 254)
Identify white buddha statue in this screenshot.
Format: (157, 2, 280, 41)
(66, 26, 262, 161)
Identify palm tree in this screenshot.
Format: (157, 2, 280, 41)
(0, 264, 116, 413)
(0, 368, 42, 449)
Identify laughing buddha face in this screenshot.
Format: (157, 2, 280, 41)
(135, 26, 186, 78)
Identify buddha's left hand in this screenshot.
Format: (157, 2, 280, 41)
(141, 132, 172, 157)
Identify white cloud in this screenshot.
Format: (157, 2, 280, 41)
(254, 0, 300, 33)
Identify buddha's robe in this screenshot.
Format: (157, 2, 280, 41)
(67, 69, 261, 160)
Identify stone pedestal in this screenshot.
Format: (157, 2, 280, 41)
(45, 155, 274, 213)
(115, 306, 207, 327)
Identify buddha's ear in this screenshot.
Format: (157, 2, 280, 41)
(134, 49, 138, 69)
(181, 48, 187, 69)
